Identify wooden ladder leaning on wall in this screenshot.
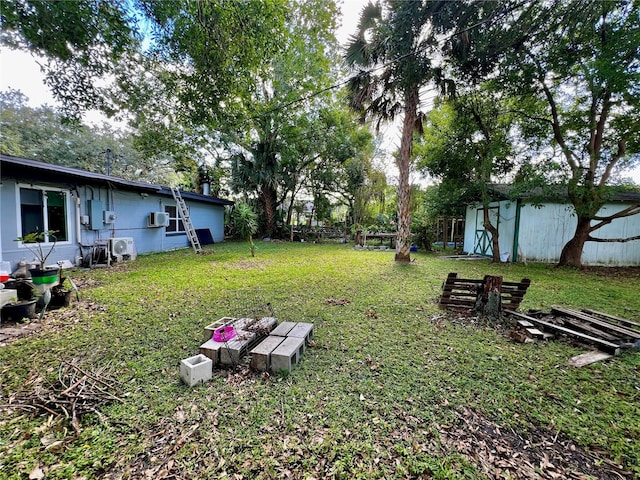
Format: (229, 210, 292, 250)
(170, 187, 202, 254)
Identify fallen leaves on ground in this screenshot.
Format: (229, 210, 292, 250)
(436, 407, 634, 480)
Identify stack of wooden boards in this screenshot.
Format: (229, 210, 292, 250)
(508, 307, 640, 358)
(198, 317, 314, 373)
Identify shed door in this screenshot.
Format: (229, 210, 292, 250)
(474, 206, 499, 256)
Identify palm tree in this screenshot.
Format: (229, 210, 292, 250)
(233, 202, 259, 257)
(345, 1, 451, 262)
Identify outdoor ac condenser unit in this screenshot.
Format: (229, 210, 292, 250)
(110, 237, 135, 257)
(148, 211, 170, 227)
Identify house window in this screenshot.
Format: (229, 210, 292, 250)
(19, 187, 68, 242)
(165, 205, 185, 234)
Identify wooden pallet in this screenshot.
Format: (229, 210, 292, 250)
(439, 273, 530, 311)
(550, 306, 640, 344)
(508, 311, 621, 355)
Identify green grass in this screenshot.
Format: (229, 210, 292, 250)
(1, 241, 639, 479)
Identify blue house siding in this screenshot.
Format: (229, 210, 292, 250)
(0, 155, 233, 271)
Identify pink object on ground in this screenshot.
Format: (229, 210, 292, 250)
(213, 325, 236, 342)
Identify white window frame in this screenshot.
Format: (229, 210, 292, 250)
(16, 183, 72, 247)
(165, 204, 186, 235)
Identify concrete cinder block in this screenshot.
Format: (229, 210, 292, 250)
(233, 317, 256, 330)
(199, 339, 225, 365)
(287, 322, 314, 344)
(271, 336, 305, 373)
(180, 354, 212, 387)
(203, 317, 236, 342)
(271, 321, 297, 337)
(250, 335, 285, 371)
(248, 316, 277, 332)
(220, 331, 256, 365)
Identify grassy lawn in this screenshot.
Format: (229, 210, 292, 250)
(1, 241, 639, 479)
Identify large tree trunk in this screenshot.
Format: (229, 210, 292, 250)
(395, 87, 418, 263)
(482, 207, 501, 263)
(558, 216, 591, 268)
(261, 183, 278, 237)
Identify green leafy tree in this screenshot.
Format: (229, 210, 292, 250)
(416, 93, 514, 262)
(0, 89, 178, 184)
(447, 0, 640, 267)
(0, 0, 140, 120)
(2, 0, 288, 128)
(228, 1, 371, 237)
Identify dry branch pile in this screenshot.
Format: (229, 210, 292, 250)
(5, 358, 122, 434)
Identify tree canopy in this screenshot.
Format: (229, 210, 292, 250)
(3, 0, 639, 262)
(442, 0, 640, 267)
(345, 0, 451, 262)
(0, 89, 178, 185)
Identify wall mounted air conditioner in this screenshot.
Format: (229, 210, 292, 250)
(148, 211, 170, 227)
(110, 237, 135, 257)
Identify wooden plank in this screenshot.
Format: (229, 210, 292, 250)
(446, 279, 483, 285)
(525, 328, 545, 339)
(582, 308, 640, 330)
(439, 298, 476, 307)
(440, 273, 530, 311)
(551, 306, 640, 340)
(441, 291, 478, 298)
(517, 319, 534, 327)
(507, 311, 620, 355)
(560, 317, 622, 342)
(568, 351, 613, 367)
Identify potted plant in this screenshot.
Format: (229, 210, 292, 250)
(15, 230, 59, 286)
(49, 276, 77, 309)
(1, 298, 37, 323)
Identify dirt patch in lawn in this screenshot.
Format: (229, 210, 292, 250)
(224, 259, 275, 271)
(436, 407, 633, 479)
(580, 266, 640, 279)
(0, 300, 107, 347)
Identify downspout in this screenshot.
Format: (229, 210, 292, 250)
(512, 199, 522, 263)
(74, 191, 82, 244)
(73, 190, 82, 266)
